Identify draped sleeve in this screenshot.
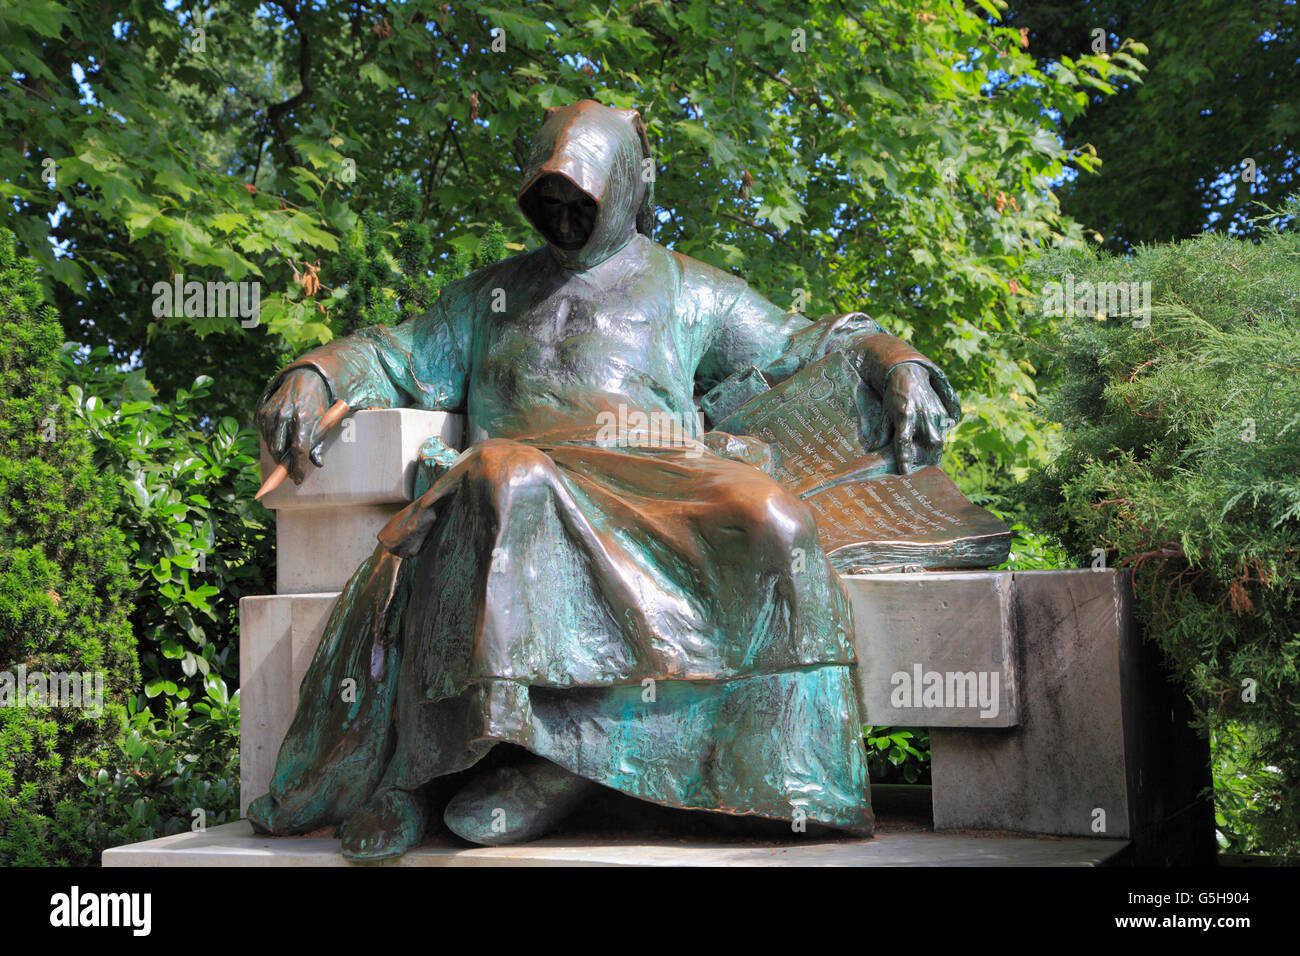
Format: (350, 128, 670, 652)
(259, 276, 477, 413)
(688, 261, 959, 416)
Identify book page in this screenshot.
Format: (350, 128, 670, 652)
(804, 467, 1009, 560)
(717, 352, 1010, 569)
(717, 352, 889, 495)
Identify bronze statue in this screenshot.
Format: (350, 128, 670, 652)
(247, 100, 960, 859)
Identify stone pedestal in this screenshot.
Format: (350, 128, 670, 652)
(238, 594, 339, 815)
(928, 570, 1213, 864)
(928, 570, 1132, 838)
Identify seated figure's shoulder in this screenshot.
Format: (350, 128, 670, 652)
(670, 247, 745, 293)
(438, 247, 551, 312)
(664, 247, 749, 317)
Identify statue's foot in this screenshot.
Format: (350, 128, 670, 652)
(340, 788, 427, 861)
(246, 793, 279, 834)
(443, 754, 596, 846)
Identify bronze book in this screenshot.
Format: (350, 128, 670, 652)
(712, 351, 1011, 573)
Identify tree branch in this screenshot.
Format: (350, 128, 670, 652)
(266, 1, 312, 169)
(719, 210, 794, 249)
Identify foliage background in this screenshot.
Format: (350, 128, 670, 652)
(1005, 0, 1300, 249)
(0, 229, 138, 864)
(59, 352, 271, 703)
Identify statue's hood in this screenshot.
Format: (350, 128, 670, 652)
(517, 100, 654, 272)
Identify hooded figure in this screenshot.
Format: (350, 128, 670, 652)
(248, 100, 960, 858)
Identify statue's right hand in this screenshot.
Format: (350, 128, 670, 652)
(256, 368, 332, 485)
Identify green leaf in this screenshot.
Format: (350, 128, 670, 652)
(7, 1, 67, 38)
(211, 212, 244, 233)
(154, 168, 196, 201)
(358, 62, 394, 89)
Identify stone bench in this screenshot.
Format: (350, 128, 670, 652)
(239, 408, 1212, 864)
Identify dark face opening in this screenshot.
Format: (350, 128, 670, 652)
(522, 174, 598, 250)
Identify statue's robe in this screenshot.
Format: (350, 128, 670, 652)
(248, 101, 957, 838)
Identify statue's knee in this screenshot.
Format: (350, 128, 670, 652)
(723, 482, 819, 559)
(464, 439, 556, 498)
(766, 489, 820, 558)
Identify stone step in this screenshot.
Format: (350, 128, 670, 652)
(102, 820, 1129, 867)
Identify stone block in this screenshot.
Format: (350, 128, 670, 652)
(275, 504, 395, 594)
(258, 408, 460, 511)
(844, 571, 1016, 727)
(929, 569, 1213, 863)
(931, 570, 1130, 837)
(239, 593, 340, 815)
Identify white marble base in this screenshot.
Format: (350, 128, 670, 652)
(261, 408, 459, 594)
(103, 820, 1128, 867)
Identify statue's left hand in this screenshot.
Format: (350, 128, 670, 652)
(882, 363, 955, 474)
